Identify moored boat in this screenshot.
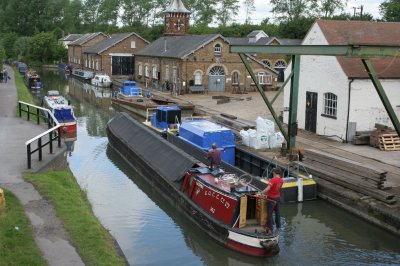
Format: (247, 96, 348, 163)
(72, 68, 94, 80)
(24, 71, 43, 90)
(91, 73, 112, 87)
(106, 113, 280, 257)
(116, 80, 143, 98)
(42, 90, 77, 140)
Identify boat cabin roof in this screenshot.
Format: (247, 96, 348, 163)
(47, 90, 60, 97)
(123, 80, 136, 86)
(47, 90, 60, 96)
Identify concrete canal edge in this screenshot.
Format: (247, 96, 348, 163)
(316, 178, 400, 235)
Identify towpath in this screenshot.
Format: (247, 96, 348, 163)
(0, 66, 84, 266)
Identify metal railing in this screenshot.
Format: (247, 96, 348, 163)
(19, 101, 62, 169)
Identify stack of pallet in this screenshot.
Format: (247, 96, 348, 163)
(304, 149, 395, 205)
(369, 124, 400, 151)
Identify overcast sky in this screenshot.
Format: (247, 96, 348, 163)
(236, 0, 383, 24)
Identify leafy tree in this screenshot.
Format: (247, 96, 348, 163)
(243, 0, 255, 24)
(270, 0, 318, 21)
(186, 0, 217, 25)
(98, 0, 120, 26)
(14, 37, 32, 61)
(318, 0, 346, 17)
(380, 0, 400, 21)
(216, 0, 240, 26)
(1, 32, 18, 59)
(0, 45, 5, 64)
(29, 32, 57, 63)
(278, 16, 315, 39)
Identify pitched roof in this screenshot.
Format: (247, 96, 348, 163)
(134, 34, 225, 58)
(68, 32, 107, 46)
(59, 34, 82, 42)
(84, 32, 149, 54)
(226, 36, 279, 45)
(316, 20, 400, 78)
(164, 0, 190, 13)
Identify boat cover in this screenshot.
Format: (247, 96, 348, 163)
(107, 112, 198, 182)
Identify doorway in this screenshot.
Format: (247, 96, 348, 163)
(305, 91, 318, 133)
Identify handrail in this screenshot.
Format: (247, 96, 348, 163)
(145, 107, 157, 122)
(19, 101, 61, 145)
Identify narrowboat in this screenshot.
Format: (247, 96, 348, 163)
(91, 73, 112, 87)
(42, 90, 77, 140)
(106, 113, 280, 257)
(71, 68, 94, 80)
(24, 71, 43, 90)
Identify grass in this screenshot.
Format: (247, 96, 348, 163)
(0, 189, 47, 266)
(24, 168, 127, 266)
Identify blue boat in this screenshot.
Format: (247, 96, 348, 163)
(116, 80, 143, 98)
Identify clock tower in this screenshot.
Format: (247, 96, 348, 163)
(164, 0, 190, 36)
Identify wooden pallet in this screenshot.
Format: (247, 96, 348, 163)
(379, 134, 400, 151)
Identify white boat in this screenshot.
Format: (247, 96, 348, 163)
(91, 73, 112, 87)
(71, 68, 94, 80)
(42, 90, 77, 140)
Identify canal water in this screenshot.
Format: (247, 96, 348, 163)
(37, 69, 400, 265)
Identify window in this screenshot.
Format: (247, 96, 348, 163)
(96, 60, 99, 70)
(165, 65, 170, 81)
(152, 66, 157, 79)
(138, 64, 143, 76)
(323, 93, 337, 118)
(145, 65, 149, 77)
(214, 43, 221, 55)
(85, 59, 88, 67)
(194, 71, 202, 85)
(232, 72, 239, 85)
(262, 60, 272, 68)
(251, 72, 272, 85)
(274, 59, 286, 82)
(173, 66, 177, 83)
(131, 41, 136, 48)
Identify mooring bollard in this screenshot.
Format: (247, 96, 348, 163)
(0, 188, 5, 210)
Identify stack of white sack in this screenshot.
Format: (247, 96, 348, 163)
(240, 117, 285, 149)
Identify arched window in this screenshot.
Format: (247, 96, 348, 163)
(194, 71, 202, 85)
(209, 66, 225, 75)
(274, 59, 286, 82)
(152, 66, 157, 79)
(323, 92, 338, 118)
(262, 60, 272, 68)
(165, 65, 170, 81)
(138, 64, 143, 76)
(214, 43, 222, 55)
(232, 72, 239, 85)
(145, 65, 149, 78)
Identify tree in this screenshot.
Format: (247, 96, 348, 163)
(29, 32, 57, 63)
(243, 0, 255, 24)
(14, 37, 31, 61)
(215, 0, 240, 26)
(380, 0, 400, 21)
(0, 45, 5, 64)
(318, 0, 346, 18)
(1, 32, 18, 59)
(270, 0, 318, 21)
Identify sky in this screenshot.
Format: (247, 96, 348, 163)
(236, 0, 384, 24)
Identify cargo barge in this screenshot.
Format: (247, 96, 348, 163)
(106, 113, 280, 257)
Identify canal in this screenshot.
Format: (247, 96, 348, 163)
(37, 68, 400, 265)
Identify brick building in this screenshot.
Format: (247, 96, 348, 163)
(67, 32, 107, 69)
(83, 32, 149, 78)
(134, 0, 298, 94)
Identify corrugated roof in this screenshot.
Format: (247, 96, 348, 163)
(164, 0, 190, 13)
(68, 32, 107, 46)
(134, 34, 222, 58)
(317, 20, 400, 78)
(84, 32, 149, 54)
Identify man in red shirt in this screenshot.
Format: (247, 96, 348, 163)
(259, 168, 283, 233)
